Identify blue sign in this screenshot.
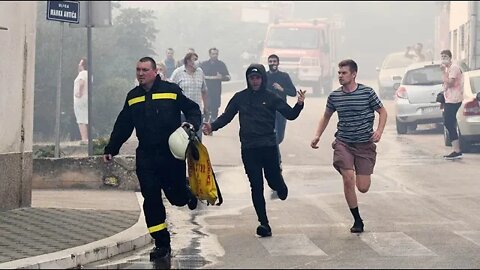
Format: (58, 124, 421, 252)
(47, 1, 80, 24)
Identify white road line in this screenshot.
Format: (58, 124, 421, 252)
(259, 234, 327, 257)
(454, 231, 480, 247)
(360, 232, 437, 257)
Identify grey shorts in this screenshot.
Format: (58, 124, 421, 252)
(332, 139, 377, 175)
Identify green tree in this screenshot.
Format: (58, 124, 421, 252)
(34, 1, 158, 141)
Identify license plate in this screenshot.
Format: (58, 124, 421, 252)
(422, 106, 439, 113)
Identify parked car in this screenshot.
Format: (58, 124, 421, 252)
(394, 61, 445, 134)
(376, 52, 417, 99)
(443, 69, 480, 152)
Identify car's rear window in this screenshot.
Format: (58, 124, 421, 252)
(402, 65, 443, 85)
(470, 75, 480, 94)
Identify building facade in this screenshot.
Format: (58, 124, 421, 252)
(0, 2, 37, 210)
(448, 1, 480, 69)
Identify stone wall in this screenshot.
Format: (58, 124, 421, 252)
(33, 156, 140, 191)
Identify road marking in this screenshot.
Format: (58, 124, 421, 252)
(259, 234, 327, 256)
(454, 231, 480, 247)
(360, 232, 437, 256)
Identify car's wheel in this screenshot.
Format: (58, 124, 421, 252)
(444, 126, 452, 146)
(396, 118, 408, 134)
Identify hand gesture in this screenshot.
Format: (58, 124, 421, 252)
(272, 82, 283, 91)
(297, 89, 306, 105)
(202, 122, 212, 135)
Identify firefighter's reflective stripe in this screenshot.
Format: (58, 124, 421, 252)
(148, 223, 167, 233)
(128, 93, 176, 106)
(152, 93, 177, 100)
(128, 96, 145, 106)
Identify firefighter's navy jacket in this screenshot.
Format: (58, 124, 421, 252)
(104, 75, 202, 156)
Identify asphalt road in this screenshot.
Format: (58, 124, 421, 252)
(85, 80, 480, 269)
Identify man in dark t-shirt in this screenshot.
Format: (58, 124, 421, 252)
(200, 47, 231, 122)
(266, 54, 297, 166)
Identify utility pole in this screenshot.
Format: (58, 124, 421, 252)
(87, 1, 93, 156)
(54, 22, 64, 158)
(46, 1, 80, 157)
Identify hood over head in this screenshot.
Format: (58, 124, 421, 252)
(245, 64, 267, 91)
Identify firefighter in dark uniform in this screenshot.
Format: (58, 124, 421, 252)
(103, 57, 201, 261)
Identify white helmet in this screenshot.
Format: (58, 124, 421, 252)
(168, 126, 191, 160)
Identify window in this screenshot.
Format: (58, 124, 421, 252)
(470, 75, 480, 94)
(402, 66, 443, 86)
(266, 27, 321, 49)
(460, 25, 465, 51)
(453, 29, 458, 58)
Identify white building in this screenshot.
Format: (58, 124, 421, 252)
(0, 2, 37, 210)
(448, 1, 480, 69)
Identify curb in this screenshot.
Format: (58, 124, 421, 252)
(0, 193, 152, 269)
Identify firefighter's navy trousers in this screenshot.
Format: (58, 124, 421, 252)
(136, 146, 192, 248)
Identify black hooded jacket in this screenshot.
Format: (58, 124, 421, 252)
(211, 64, 304, 149)
(104, 75, 202, 156)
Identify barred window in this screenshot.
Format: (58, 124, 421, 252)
(460, 24, 465, 51)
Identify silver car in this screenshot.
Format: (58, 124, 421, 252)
(394, 61, 444, 134)
(376, 52, 416, 99)
(443, 69, 480, 152)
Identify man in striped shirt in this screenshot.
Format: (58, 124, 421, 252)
(310, 59, 388, 233)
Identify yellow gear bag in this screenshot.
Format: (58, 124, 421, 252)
(186, 140, 223, 206)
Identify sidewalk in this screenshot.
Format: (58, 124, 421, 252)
(0, 190, 152, 269)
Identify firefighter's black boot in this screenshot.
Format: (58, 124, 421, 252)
(150, 246, 171, 261)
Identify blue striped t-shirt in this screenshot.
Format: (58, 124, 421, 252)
(326, 84, 383, 143)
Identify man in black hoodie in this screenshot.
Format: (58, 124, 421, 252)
(203, 64, 306, 237)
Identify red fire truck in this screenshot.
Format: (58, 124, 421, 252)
(261, 18, 337, 96)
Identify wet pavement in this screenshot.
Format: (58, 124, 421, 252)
(4, 91, 480, 269)
(82, 94, 480, 269)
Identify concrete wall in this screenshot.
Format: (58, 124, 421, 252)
(449, 1, 469, 61)
(449, 1, 469, 31)
(0, 2, 37, 210)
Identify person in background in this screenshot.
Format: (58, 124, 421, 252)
(405, 43, 426, 62)
(200, 47, 231, 123)
(170, 52, 208, 140)
(73, 57, 89, 144)
(156, 62, 167, 81)
(440, 49, 464, 160)
(177, 48, 196, 68)
(266, 54, 297, 170)
(163, 48, 176, 79)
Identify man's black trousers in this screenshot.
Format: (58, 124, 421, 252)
(241, 145, 287, 225)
